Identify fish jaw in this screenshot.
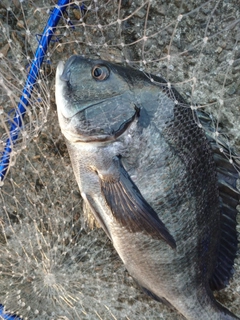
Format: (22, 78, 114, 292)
(55, 60, 66, 118)
(55, 60, 77, 143)
(55, 60, 79, 142)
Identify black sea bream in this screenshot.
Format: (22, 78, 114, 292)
(55, 55, 240, 320)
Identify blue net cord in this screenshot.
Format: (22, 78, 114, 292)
(0, 0, 70, 182)
(0, 305, 21, 320)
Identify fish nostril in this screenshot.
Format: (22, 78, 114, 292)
(65, 54, 79, 68)
(60, 55, 80, 81)
(60, 69, 71, 82)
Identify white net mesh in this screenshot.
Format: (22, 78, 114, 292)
(0, 1, 239, 319)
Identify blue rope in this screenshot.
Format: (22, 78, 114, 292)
(0, 1, 86, 317)
(0, 0, 70, 181)
(0, 305, 21, 320)
(0, 2, 70, 317)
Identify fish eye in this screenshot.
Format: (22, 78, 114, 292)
(91, 65, 110, 80)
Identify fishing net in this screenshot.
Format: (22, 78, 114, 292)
(0, 0, 239, 319)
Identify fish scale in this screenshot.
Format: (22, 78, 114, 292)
(55, 55, 240, 320)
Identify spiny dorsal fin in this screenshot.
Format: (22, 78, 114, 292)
(197, 110, 239, 291)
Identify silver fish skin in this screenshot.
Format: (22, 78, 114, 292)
(55, 55, 239, 320)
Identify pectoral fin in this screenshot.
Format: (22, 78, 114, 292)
(99, 156, 176, 249)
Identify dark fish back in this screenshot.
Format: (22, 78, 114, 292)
(196, 110, 240, 290)
(157, 76, 239, 291)
(162, 102, 220, 285)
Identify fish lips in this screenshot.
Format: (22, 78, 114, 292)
(56, 60, 139, 143)
(56, 60, 83, 119)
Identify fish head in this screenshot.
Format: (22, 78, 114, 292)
(55, 55, 142, 143)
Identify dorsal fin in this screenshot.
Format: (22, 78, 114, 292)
(197, 110, 240, 291)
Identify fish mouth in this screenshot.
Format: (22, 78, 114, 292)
(55, 60, 70, 116)
(63, 106, 139, 143)
(56, 59, 88, 119)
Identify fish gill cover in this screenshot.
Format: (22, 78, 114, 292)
(0, 0, 239, 319)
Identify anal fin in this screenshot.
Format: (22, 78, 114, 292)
(133, 279, 174, 309)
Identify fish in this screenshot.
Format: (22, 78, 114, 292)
(55, 55, 240, 320)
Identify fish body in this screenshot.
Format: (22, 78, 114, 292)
(55, 55, 239, 320)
